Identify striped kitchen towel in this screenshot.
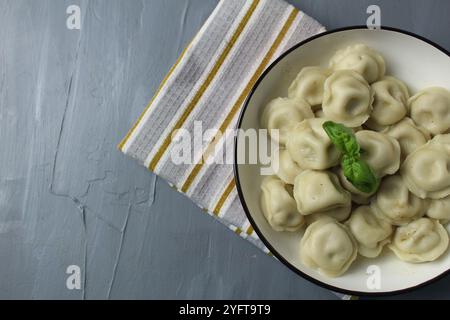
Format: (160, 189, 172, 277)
(119, 0, 350, 299)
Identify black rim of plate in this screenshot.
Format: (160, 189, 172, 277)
(233, 25, 450, 297)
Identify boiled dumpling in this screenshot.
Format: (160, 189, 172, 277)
(409, 87, 450, 136)
(288, 66, 331, 108)
(401, 134, 450, 199)
(293, 170, 351, 219)
(356, 130, 401, 178)
(389, 218, 449, 263)
(427, 196, 450, 223)
(260, 176, 304, 232)
(322, 70, 373, 127)
(337, 168, 376, 204)
(366, 76, 409, 130)
(271, 148, 304, 185)
(372, 175, 429, 226)
(286, 118, 341, 170)
(329, 44, 385, 83)
(346, 206, 393, 258)
(300, 218, 358, 277)
(384, 117, 430, 161)
(261, 97, 314, 145)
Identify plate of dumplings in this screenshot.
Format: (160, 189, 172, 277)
(234, 26, 450, 295)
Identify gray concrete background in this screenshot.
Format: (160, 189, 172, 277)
(0, 0, 449, 299)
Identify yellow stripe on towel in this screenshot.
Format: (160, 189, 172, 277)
(180, 8, 299, 193)
(148, 0, 261, 172)
(212, 178, 236, 216)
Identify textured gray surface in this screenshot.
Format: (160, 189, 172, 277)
(0, 0, 449, 299)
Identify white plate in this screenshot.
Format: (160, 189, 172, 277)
(234, 26, 450, 296)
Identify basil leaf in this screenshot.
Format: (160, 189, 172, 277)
(322, 121, 359, 156)
(342, 155, 379, 193)
(322, 121, 379, 193)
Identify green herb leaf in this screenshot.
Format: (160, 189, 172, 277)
(322, 121, 359, 156)
(322, 121, 379, 194)
(342, 155, 379, 193)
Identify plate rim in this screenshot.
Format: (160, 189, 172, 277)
(233, 25, 450, 297)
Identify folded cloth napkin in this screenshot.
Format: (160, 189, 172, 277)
(119, 0, 351, 299)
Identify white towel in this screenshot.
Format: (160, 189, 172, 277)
(119, 0, 351, 299)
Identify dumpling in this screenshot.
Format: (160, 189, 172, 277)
(384, 117, 430, 161)
(260, 176, 304, 232)
(409, 87, 450, 135)
(288, 66, 331, 108)
(322, 70, 373, 127)
(372, 175, 429, 226)
(337, 168, 376, 204)
(427, 196, 450, 223)
(389, 218, 449, 263)
(300, 218, 358, 277)
(271, 148, 304, 185)
(261, 97, 314, 145)
(329, 44, 385, 83)
(355, 130, 401, 178)
(293, 170, 351, 219)
(401, 134, 450, 199)
(286, 118, 341, 170)
(346, 206, 393, 258)
(366, 76, 409, 130)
